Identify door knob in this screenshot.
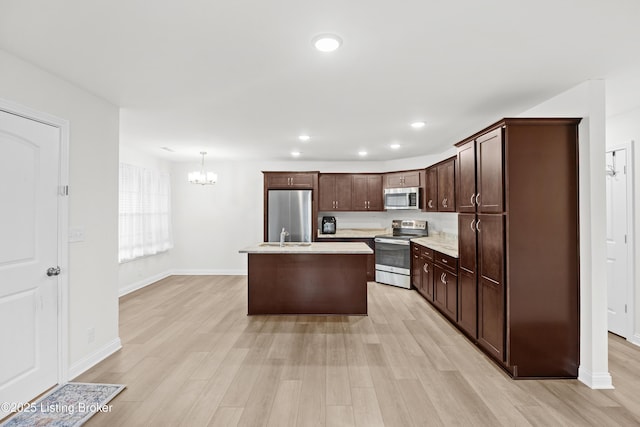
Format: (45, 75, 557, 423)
(47, 266, 61, 277)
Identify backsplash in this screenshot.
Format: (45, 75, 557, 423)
(317, 211, 459, 236)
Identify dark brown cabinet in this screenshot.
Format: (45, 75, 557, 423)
(424, 157, 456, 212)
(384, 170, 422, 188)
(457, 213, 478, 338)
(411, 244, 421, 290)
(454, 118, 580, 379)
(410, 243, 434, 300)
(352, 174, 383, 211)
(424, 167, 438, 211)
(436, 159, 456, 212)
(318, 174, 352, 211)
(264, 172, 316, 189)
(433, 252, 458, 321)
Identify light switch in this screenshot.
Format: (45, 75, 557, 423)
(69, 226, 85, 243)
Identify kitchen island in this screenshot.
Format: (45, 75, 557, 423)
(238, 242, 373, 315)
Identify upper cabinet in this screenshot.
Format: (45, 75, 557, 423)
(318, 174, 353, 211)
(424, 157, 456, 212)
(456, 128, 504, 213)
(352, 174, 383, 211)
(264, 172, 317, 189)
(384, 170, 422, 188)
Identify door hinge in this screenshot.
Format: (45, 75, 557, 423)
(59, 185, 69, 196)
(625, 304, 627, 314)
(624, 165, 627, 175)
(625, 234, 628, 244)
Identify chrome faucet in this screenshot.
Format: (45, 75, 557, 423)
(279, 227, 289, 247)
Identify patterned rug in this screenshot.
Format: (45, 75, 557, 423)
(1, 382, 125, 427)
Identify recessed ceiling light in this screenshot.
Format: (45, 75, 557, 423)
(291, 151, 301, 157)
(312, 34, 342, 52)
(358, 150, 367, 157)
(298, 135, 310, 142)
(390, 143, 401, 150)
(410, 121, 426, 129)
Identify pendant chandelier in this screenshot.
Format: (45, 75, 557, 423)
(188, 152, 218, 185)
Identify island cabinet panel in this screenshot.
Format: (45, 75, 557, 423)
(247, 253, 367, 315)
(317, 237, 375, 281)
(319, 174, 352, 211)
(454, 117, 580, 379)
(265, 172, 317, 189)
(352, 174, 383, 211)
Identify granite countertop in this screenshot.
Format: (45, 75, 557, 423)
(239, 242, 374, 254)
(411, 234, 459, 258)
(317, 228, 388, 239)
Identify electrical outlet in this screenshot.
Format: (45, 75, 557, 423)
(69, 227, 85, 243)
(87, 327, 95, 344)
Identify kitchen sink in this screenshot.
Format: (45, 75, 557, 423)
(259, 242, 312, 247)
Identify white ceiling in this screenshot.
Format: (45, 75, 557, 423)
(2, 0, 640, 162)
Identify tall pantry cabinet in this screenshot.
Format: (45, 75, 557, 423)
(455, 118, 581, 378)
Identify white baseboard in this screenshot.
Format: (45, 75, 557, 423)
(171, 269, 247, 276)
(67, 337, 122, 381)
(119, 270, 174, 297)
(578, 366, 614, 389)
(630, 333, 640, 348)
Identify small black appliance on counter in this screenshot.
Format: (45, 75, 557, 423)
(321, 216, 337, 234)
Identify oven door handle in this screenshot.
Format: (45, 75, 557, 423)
(374, 238, 410, 246)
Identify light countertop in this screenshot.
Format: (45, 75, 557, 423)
(317, 228, 388, 239)
(411, 234, 459, 258)
(239, 242, 373, 254)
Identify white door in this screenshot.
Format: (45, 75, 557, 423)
(0, 110, 60, 418)
(605, 148, 629, 337)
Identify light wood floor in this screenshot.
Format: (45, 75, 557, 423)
(78, 275, 640, 426)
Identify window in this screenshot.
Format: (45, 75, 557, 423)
(119, 163, 173, 262)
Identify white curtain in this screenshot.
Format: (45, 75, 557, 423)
(119, 163, 173, 262)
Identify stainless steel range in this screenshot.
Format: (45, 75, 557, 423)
(375, 219, 428, 288)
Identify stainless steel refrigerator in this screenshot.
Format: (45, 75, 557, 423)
(267, 190, 312, 242)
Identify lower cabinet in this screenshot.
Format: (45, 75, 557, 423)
(410, 244, 457, 319)
(457, 269, 477, 338)
(433, 264, 457, 321)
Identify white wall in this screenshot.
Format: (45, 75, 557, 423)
(606, 106, 640, 346)
(118, 146, 175, 295)
(168, 157, 458, 275)
(518, 80, 611, 389)
(0, 50, 120, 374)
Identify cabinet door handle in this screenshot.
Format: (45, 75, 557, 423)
(441, 258, 447, 264)
(476, 193, 480, 205)
(470, 193, 476, 206)
(336, 200, 338, 209)
(428, 200, 433, 208)
(442, 198, 448, 208)
(441, 273, 446, 284)
(423, 264, 428, 273)
(470, 219, 476, 232)
(476, 219, 481, 231)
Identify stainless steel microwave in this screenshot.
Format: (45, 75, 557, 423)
(383, 187, 420, 210)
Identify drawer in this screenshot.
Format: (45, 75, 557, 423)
(434, 251, 457, 272)
(421, 247, 433, 260)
